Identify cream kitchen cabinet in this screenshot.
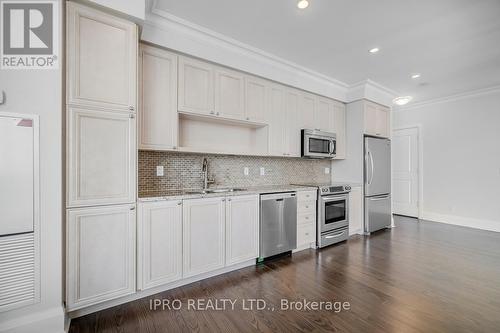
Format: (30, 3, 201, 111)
(178, 56, 215, 116)
(296, 190, 317, 250)
(66, 204, 136, 311)
(364, 101, 390, 138)
(137, 200, 183, 290)
(139, 45, 178, 150)
(348, 186, 364, 235)
(267, 84, 287, 156)
(285, 89, 302, 157)
(183, 197, 226, 277)
(333, 101, 346, 159)
(67, 2, 137, 112)
(300, 92, 316, 129)
(215, 68, 245, 120)
(314, 97, 335, 132)
(244, 76, 267, 122)
(225, 195, 259, 266)
(67, 107, 136, 208)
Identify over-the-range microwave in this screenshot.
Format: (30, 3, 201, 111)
(301, 129, 336, 159)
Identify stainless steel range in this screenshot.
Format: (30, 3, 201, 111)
(294, 182, 351, 248)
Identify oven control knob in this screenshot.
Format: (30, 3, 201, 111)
(345, 185, 351, 191)
(322, 188, 328, 193)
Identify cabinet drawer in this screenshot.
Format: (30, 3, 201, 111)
(297, 223, 315, 246)
(298, 212, 316, 225)
(297, 190, 316, 202)
(298, 200, 316, 213)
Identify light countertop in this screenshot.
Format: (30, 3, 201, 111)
(138, 184, 318, 202)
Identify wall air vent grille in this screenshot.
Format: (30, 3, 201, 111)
(0, 233, 36, 312)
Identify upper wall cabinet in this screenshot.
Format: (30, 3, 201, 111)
(67, 2, 137, 112)
(244, 76, 267, 123)
(314, 97, 335, 133)
(178, 57, 215, 115)
(214, 68, 245, 119)
(364, 101, 390, 138)
(333, 101, 346, 159)
(300, 92, 316, 129)
(267, 84, 287, 156)
(139, 45, 178, 150)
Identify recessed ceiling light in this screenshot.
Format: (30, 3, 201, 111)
(411, 73, 421, 79)
(369, 47, 380, 54)
(297, 0, 309, 9)
(393, 96, 413, 106)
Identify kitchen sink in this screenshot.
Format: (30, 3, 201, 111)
(185, 188, 246, 194)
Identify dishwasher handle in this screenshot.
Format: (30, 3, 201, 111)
(260, 192, 297, 201)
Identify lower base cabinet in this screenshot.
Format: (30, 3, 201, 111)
(225, 195, 259, 265)
(137, 200, 183, 290)
(66, 204, 136, 311)
(183, 197, 226, 278)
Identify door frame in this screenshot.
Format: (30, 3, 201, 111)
(392, 125, 423, 219)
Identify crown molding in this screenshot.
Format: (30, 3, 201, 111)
(394, 84, 500, 112)
(143, 1, 398, 105)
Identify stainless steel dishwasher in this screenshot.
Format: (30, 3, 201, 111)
(259, 192, 297, 260)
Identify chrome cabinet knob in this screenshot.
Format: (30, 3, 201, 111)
(128, 106, 134, 111)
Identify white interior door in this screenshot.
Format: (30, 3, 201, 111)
(392, 127, 419, 217)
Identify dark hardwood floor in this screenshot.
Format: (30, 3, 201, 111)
(70, 217, 500, 332)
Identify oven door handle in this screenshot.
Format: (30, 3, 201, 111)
(321, 195, 348, 202)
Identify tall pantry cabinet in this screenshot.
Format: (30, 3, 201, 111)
(65, 2, 138, 311)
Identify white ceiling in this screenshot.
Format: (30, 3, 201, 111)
(154, 0, 500, 103)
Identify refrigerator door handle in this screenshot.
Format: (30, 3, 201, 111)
(366, 151, 374, 185)
(369, 195, 390, 201)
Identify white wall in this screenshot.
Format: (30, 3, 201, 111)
(393, 88, 500, 232)
(0, 2, 64, 332)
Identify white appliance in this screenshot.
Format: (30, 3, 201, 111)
(301, 129, 336, 159)
(364, 136, 392, 233)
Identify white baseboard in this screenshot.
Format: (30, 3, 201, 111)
(68, 259, 256, 318)
(0, 306, 65, 333)
(422, 211, 500, 233)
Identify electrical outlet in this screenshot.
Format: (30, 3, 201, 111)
(243, 167, 249, 176)
(156, 166, 164, 177)
(324, 167, 330, 174)
(260, 167, 265, 176)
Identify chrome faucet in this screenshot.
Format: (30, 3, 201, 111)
(201, 157, 215, 190)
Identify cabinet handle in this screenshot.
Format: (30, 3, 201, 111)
(246, 117, 250, 120)
(128, 106, 134, 111)
(129, 113, 135, 119)
(228, 198, 231, 201)
(172, 146, 177, 149)
(177, 201, 182, 205)
(210, 111, 215, 115)
(222, 198, 226, 202)
(130, 206, 135, 211)
(216, 112, 220, 116)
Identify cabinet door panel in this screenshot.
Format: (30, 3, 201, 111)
(67, 2, 137, 111)
(286, 89, 301, 157)
(215, 68, 245, 119)
(226, 195, 259, 265)
(267, 85, 287, 156)
(139, 45, 178, 150)
(183, 197, 225, 277)
(66, 204, 136, 310)
(245, 77, 267, 122)
(67, 107, 136, 207)
(300, 93, 316, 129)
(138, 201, 182, 290)
(178, 57, 214, 115)
(315, 97, 334, 132)
(333, 102, 346, 159)
(375, 106, 390, 138)
(364, 102, 378, 136)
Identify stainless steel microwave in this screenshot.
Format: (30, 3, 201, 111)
(301, 129, 336, 159)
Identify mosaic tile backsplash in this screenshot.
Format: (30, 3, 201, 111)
(138, 151, 332, 196)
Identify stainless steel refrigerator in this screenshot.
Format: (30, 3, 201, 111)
(364, 136, 392, 233)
